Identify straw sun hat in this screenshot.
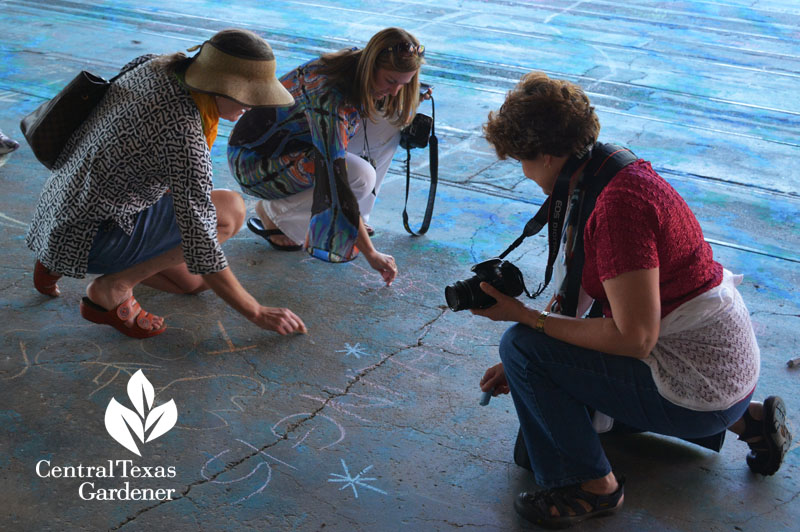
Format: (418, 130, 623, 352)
(184, 29, 294, 108)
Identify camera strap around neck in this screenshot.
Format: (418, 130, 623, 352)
(498, 152, 589, 298)
(403, 95, 437, 236)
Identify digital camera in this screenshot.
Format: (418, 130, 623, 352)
(444, 258, 525, 311)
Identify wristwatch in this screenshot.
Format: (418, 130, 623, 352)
(534, 311, 550, 333)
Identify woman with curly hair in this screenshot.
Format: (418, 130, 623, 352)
(474, 71, 791, 528)
(228, 27, 428, 285)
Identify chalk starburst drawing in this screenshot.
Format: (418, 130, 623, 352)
(327, 459, 387, 499)
(335, 342, 371, 359)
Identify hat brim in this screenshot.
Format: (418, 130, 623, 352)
(184, 44, 294, 108)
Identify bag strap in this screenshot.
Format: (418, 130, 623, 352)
(108, 54, 157, 84)
(402, 95, 438, 236)
(558, 143, 637, 316)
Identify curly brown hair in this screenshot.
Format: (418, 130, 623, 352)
(483, 71, 600, 160)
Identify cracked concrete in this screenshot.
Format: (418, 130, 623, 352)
(2, 0, 800, 531)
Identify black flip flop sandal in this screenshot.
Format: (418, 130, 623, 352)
(246, 217, 303, 251)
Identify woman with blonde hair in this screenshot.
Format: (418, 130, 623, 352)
(28, 29, 306, 338)
(228, 27, 428, 285)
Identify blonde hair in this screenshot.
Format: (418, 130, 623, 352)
(319, 27, 424, 127)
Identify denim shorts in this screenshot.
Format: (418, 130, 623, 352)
(86, 194, 182, 275)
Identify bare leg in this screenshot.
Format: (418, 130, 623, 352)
(142, 190, 246, 294)
(86, 245, 187, 330)
(728, 402, 763, 438)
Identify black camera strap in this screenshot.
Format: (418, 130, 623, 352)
(556, 143, 637, 316)
(402, 94, 437, 236)
(498, 151, 590, 298)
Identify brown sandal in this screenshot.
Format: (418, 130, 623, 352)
(34, 260, 62, 297)
(80, 296, 166, 338)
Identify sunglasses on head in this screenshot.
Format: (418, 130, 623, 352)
(384, 42, 425, 57)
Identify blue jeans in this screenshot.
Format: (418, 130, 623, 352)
(499, 323, 752, 489)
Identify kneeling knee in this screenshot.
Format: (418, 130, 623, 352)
(178, 277, 208, 295)
(213, 190, 246, 238)
(499, 323, 536, 365)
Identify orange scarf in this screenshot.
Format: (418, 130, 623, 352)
(190, 91, 219, 149)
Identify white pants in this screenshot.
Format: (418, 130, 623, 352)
(260, 114, 401, 243)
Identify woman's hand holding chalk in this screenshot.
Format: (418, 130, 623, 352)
(480, 387, 496, 406)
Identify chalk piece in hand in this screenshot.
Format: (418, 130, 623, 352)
(479, 388, 495, 406)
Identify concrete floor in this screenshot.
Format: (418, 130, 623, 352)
(1, 1, 798, 531)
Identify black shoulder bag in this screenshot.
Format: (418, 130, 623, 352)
(20, 57, 148, 169)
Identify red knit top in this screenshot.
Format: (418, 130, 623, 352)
(582, 160, 722, 318)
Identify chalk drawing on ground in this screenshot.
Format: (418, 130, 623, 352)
(272, 412, 345, 451)
(299, 391, 395, 424)
(0, 211, 27, 228)
(138, 324, 197, 361)
(82, 360, 162, 398)
(328, 458, 388, 499)
(157, 374, 266, 431)
(349, 261, 440, 298)
(205, 321, 256, 355)
(201, 438, 297, 504)
(335, 342, 373, 360)
(2, 338, 30, 380)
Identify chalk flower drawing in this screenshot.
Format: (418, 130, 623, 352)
(335, 342, 372, 359)
(105, 369, 178, 456)
(328, 459, 387, 499)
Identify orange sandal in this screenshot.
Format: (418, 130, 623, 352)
(80, 295, 167, 338)
(34, 260, 62, 297)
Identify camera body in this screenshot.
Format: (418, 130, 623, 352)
(400, 113, 432, 150)
(445, 258, 525, 311)
(400, 83, 433, 150)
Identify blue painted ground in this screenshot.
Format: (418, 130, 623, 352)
(1, 1, 798, 531)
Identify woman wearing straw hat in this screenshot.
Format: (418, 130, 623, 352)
(27, 29, 307, 338)
(228, 27, 428, 285)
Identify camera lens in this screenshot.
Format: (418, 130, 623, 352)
(445, 277, 492, 312)
(444, 281, 468, 311)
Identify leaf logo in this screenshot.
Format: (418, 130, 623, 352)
(104, 370, 178, 456)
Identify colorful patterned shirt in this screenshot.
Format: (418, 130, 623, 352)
(228, 58, 363, 262)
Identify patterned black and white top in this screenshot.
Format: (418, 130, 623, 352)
(26, 55, 227, 278)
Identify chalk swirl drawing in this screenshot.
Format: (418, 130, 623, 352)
(157, 374, 266, 431)
(271, 413, 346, 450)
(327, 459, 387, 499)
(201, 438, 297, 504)
(105, 369, 177, 456)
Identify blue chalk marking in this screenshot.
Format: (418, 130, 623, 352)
(479, 388, 495, 406)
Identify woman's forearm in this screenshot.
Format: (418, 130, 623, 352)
(521, 309, 656, 359)
(202, 267, 260, 320)
(355, 217, 378, 257)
